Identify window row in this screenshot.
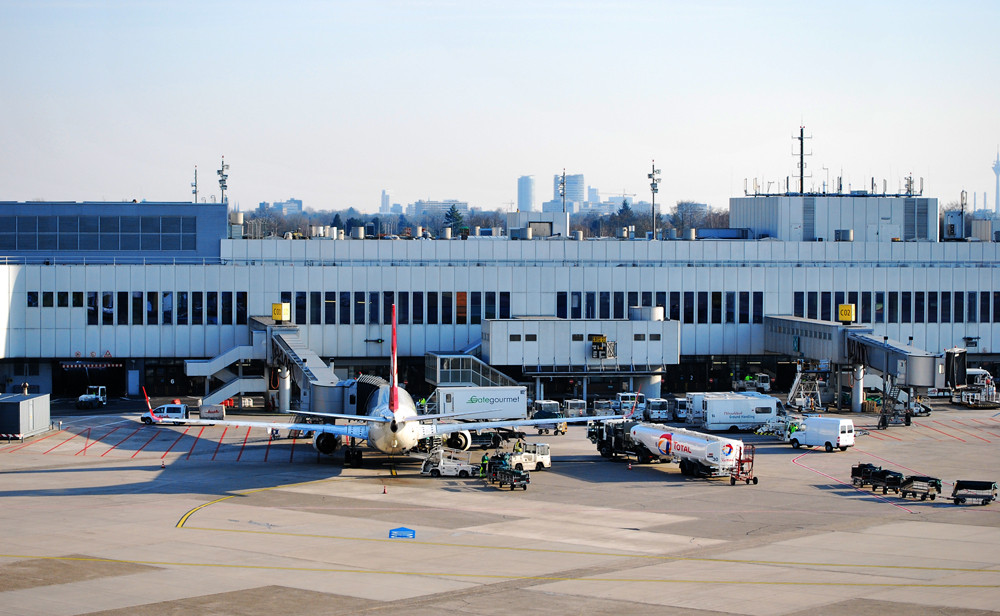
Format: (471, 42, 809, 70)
(26, 291, 248, 327)
(278, 291, 513, 326)
(793, 290, 1000, 324)
(555, 291, 765, 325)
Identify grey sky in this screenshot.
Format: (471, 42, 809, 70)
(2, 1, 998, 212)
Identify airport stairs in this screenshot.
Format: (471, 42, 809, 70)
(201, 377, 268, 406)
(425, 351, 517, 387)
(185, 344, 265, 377)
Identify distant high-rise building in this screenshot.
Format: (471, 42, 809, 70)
(551, 173, 585, 211)
(992, 149, 1000, 216)
(587, 186, 600, 204)
(517, 176, 535, 212)
(256, 198, 303, 216)
(380, 190, 391, 214)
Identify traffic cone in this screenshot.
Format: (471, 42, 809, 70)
(160, 460, 165, 469)
(383, 485, 387, 494)
(628, 462, 632, 470)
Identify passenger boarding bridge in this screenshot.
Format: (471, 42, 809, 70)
(764, 315, 947, 413)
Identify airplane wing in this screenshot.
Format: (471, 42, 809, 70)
(149, 414, 370, 439)
(275, 410, 391, 423)
(419, 414, 623, 437)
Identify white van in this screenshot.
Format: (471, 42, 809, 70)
(563, 399, 587, 417)
(785, 416, 855, 452)
(140, 403, 191, 425)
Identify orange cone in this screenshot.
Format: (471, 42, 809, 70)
(160, 460, 165, 469)
(628, 462, 632, 470)
(383, 485, 387, 494)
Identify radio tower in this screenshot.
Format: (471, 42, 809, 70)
(992, 148, 1000, 216)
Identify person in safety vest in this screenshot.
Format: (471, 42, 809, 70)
(480, 452, 489, 477)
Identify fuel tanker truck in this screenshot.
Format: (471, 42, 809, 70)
(588, 419, 754, 481)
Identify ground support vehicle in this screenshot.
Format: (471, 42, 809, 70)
(530, 403, 568, 435)
(645, 398, 671, 422)
(613, 392, 646, 417)
(495, 467, 529, 490)
(869, 469, 904, 495)
(729, 444, 758, 485)
(76, 385, 107, 409)
(733, 373, 772, 393)
(851, 463, 882, 488)
(141, 403, 191, 425)
(591, 400, 613, 416)
(784, 416, 855, 452)
(507, 442, 551, 471)
(698, 393, 780, 432)
(588, 420, 655, 464)
(563, 399, 587, 417)
(951, 480, 997, 505)
(419, 448, 480, 478)
(486, 452, 511, 483)
(899, 476, 942, 501)
(433, 386, 529, 421)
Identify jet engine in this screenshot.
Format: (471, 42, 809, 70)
(312, 432, 342, 456)
(445, 430, 472, 451)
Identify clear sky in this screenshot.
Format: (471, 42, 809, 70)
(2, 1, 999, 213)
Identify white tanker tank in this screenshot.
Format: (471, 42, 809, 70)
(629, 422, 744, 478)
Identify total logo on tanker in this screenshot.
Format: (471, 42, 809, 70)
(656, 434, 692, 455)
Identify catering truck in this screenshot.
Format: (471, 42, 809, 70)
(432, 386, 528, 421)
(589, 419, 748, 479)
(697, 393, 781, 432)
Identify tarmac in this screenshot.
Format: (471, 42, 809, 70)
(0, 399, 998, 615)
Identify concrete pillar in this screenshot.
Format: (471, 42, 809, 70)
(278, 366, 291, 413)
(535, 376, 543, 402)
(582, 377, 588, 407)
(851, 365, 865, 413)
(634, 374, 662, 398)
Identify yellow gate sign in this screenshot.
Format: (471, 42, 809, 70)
(272, 302, 290, 322)
(838, 304, 856, 322)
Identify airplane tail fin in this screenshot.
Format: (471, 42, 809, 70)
(390, 303, 398, 412)
(142, 386, 153, 412)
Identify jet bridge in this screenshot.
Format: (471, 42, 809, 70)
(764, 315, 946, 413)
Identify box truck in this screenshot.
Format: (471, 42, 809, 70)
(698, 393, 781, 432)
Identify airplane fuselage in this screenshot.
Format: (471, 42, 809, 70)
(364, 385, 422, 455)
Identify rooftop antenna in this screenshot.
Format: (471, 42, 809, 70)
(648, 160, 661, 240)
(191, 166, 198, 203)
(792, 125, 812, 194)
(559, 168, 566, 214)
(217, 155, 230, 204)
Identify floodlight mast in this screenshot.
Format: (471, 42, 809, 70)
(560, 169, 566, 214)
(191, 166, 198, 203)
(648, 160, 661, 240)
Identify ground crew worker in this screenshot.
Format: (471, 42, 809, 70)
(513, 440, 523, 453)
(480, 452, 489, 478)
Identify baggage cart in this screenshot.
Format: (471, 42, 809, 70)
(869, 469, 904, 495)
(851, 463, 881, 488)
(951, 480, 997, 506)
(496, 467, 529, 490)
(729, 444, 758, 485)
(899, 475, 942, 501)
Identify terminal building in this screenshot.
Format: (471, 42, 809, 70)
(0, 192, 997, 408)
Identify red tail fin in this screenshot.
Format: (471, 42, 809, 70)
(390, 303, 398, 412)
(142, 386, 153, 412)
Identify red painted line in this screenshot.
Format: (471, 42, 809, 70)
(186, 426, 206, 460)
(934, 420, 986, 443)
(905, 422, 944, 441)
(872, 430, 903, 441)
(264, 433, 273, 462)
(43, 430, 83, 455)
(77, 428, 92, 454)
(5, 429, 67, 453)
(161, 427, 191, 459)
(791, 451, 914, 513)
(937, 419, 990, 443)
(955, 419, 1000, 439)
(100, 426, 142, 457)
(235, 426, 252, 461)
(914, 422, 966, 442)
(76, 426, 121, 456)
(130, 432, 160, 459)
(211, 427, 229, 461)
(289, 436, 297, 462)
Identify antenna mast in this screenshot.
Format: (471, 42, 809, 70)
(559, 169, 566, 214)
(217, 155, 230, 204)
(648, 160, 661, 240)
(191, 166, 198, 203)
(792, 126, 812, 194)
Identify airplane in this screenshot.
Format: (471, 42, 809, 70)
(149, 304, 622, 466)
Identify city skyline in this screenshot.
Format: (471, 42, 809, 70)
(2, 1, 999, 213)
